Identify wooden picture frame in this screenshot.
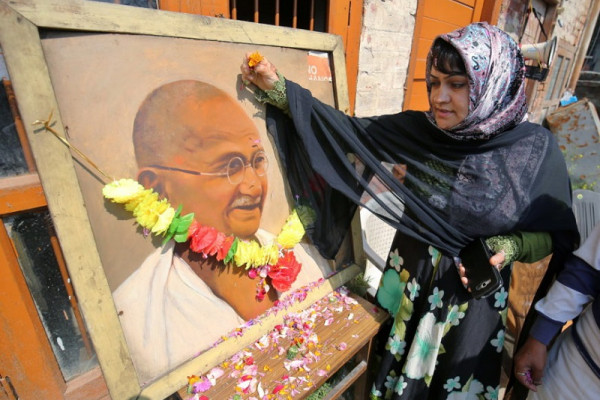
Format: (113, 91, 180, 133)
(0, 1, 361, 398)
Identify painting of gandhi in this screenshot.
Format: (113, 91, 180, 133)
(112, 80, 330, 382)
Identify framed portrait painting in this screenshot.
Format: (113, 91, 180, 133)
(0, 0, 359, 398)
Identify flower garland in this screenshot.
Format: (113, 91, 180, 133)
(102, 178, 308, 298)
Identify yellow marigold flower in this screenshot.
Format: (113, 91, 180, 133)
(264, 244, 280, 265)
(277, 210, 305, 249)
(256, 244, 276, 267)
(135, 197, 169, 230)
(248, 51, 264, 68)
(151, 206, 175, 235)
(234, 240, 251, 267)
(253, 246, 266, 267)
(247, 241, 263, 267)
(125, 189, 157, 213)
(235, 240, 263, 267)
(102, 179, 145, 204)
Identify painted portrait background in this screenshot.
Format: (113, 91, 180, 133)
(41, 32, 336, 290)
(39, 31, 338, 382)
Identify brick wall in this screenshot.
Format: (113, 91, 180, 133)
(553, 0, 592, 46)
(526, 0, 595, 123)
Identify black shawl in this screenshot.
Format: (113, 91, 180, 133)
(269, 80, 578, 261)
(267, 80, 579, 399)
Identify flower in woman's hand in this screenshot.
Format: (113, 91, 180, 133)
(247, 51, 264, 68)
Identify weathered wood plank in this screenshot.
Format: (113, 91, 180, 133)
(175, 291, 387, 399)
(141, 265, 361, 399)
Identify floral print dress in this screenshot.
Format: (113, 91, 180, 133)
(370, 232, 511, 400)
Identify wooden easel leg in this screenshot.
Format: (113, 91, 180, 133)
(353, 338, 374, 399)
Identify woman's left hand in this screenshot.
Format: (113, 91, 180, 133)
(457, 251, 505, 289)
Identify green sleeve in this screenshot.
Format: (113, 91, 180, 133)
(485, 231, 552, 268)
(252, 72, 290, 115)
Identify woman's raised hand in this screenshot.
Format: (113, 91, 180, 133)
(241, 52, 280, 92)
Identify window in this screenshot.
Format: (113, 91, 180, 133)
(158, 0, 363, 114)
(0, 49, 104, 400)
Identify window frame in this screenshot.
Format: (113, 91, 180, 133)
(0, 79, 108, 398)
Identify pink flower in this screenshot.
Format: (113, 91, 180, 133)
(204, 231, 226, 256)
(192, 377, 212, 393)
(272, 384, 285, 394)
(188, 220, 201, 237)
(206, 367, 224, 384)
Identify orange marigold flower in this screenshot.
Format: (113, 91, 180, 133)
(248, 51, 264, 68)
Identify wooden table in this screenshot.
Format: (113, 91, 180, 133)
(177, 289, 388, 399)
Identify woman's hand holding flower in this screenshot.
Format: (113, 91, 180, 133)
(241, 51, 279, 92)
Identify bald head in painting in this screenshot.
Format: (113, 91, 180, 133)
(132, 80, 268, 239)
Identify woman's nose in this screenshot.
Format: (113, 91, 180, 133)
(432, 86, 450, 104)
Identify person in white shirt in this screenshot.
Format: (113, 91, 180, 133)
(514, 224, 600, 399)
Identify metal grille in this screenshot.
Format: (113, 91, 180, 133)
(230, 0, 327, 32)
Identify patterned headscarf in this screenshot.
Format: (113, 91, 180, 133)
(425, 22, 527, 141)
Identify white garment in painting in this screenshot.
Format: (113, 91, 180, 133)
(113, 229, 331, 384)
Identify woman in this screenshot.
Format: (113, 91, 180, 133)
(241, 22, 578, 399)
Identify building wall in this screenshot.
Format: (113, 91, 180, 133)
(497, 0, 594, 58)
(354, 0, 418, 117)
(528, 0, 596, 122)
(352, 0, 595, 120)
(553, 0, 593, 47)
(496, 0, 528, 38)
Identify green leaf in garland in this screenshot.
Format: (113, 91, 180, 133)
(162, 205, 194, 245)
(224, 237, 239, 264)
(173, 212, 194, 243)
(162, 206, 183, 245)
